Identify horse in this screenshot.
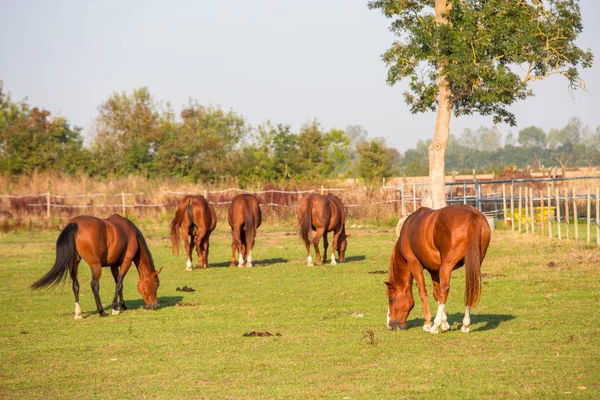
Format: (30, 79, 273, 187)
(297, 193, 350, 266)
(228, 193, 262, 268)
(386, 204, 491, 334)
(31, 214, 162, 319)
(170, 195, 217, 270)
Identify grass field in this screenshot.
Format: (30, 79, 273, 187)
(1, 220, 599, 399)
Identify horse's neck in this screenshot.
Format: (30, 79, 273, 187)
(136, 239, 155, 276)
(390, 251, 413, 292)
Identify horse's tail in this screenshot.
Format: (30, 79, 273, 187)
(170, 197, 190, 255)
(243, 196, 256, 245)
(31, 223, 78, 289)
(298, 197, 313, 248)
(464, 214, 484, 308)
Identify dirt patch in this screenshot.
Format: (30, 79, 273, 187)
(368, 270, 387, 274)
(481, 272, 507, 278)
(243, 331, 282, 337)
(175, 301, 200, 307)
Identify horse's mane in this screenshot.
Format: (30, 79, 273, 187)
(129, 221, 156, 272)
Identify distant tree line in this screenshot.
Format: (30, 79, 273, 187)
(1, 82, 598, 184)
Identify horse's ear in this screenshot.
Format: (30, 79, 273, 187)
(345, 234, 351, 239)
(156, 267, 164, 275)
(384, 281, 393, 289)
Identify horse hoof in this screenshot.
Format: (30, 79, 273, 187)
(423, 323, 431, 332)
(185, 266, 193, 272)
(99, 312, 108, 317)
(441, 321, 450, 331)
(307, 262, 314, 267)
(461, 325, 470, 333)
(246, 263, 253, 268)
(74, 315, 82, 320)
(429, 326, 440, 334)
(230, 263, 236, 268)
(330, 260, 337, 265)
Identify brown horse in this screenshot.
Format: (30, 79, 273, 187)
(31, 214, 162, 319)
(386, 204, 491, 334)
(297, 193, 350, 266)
(170, 195, 217, 270)
(228, 194, 262, 268)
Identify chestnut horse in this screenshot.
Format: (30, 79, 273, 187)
(228, 194, 262, 268)
(297, 193, 350, 266)
(31, 214, 162, 319)
(170, 195, 217, 270)
(386, 204, 491, 334)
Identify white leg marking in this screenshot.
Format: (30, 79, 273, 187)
(307, 255, 313, 267)
(247, 250, 253, 268)
(430, 303, 446, 334)
(330, 253, 337, 265)
(74, 302, 82, 320)
(186, 258, 193, 271)
(441, 309, 450, 331)
(461, 306, 471, 333)
(112, 309, 120, 315)
(386, 306, 391, 330)
(238, 252, 244, 268)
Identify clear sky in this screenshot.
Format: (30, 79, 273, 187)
(1, 0, 599, 152)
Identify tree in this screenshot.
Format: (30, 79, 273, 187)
(357, 138, 399, 182)
(518, 126, 546, 148)
(369, 0, 593, 208)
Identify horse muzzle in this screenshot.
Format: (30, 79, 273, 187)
(145, 301, 159, 310)
(388, 320, 407, 330)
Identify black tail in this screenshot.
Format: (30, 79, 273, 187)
(31, 223, 78, 289)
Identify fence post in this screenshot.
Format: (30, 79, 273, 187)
(510, 184, 515, 232)
(401, 183, 405, 216)
(502, 184, 507, 228)
(556, 187, 562, 240)
(587, 188, 591, 244)
(547, 185, 552, 238)
(540, 189, 545, 237)
(564, 187, 570, 240)
(413, 183, 417, 212)
(46, 191, 51, 219)
(596, 188, 599, 245)
(463, 182, 467, 205)
(121, 191, 126, 216)
(518, 184, 522, 233)
(204, 189, 207, 199)
(320, 185, 324, 195)
(573, 185, 578, 242)
(529, 187, 535, 234)
(524, 188, 529, 234)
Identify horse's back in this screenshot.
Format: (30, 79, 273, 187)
(401, 205, 490, 270)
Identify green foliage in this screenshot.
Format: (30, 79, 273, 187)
(357, 138, 401, 182)
(368, 0, 593, 125)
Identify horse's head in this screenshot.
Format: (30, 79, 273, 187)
(337, 232, 351, 262)
(138, 268, 163, 310)
(385, 281, 414, 330)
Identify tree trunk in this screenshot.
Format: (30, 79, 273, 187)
(422, 0, 452, 210)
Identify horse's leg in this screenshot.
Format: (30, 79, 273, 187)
(239, 228, 247, 267)
(185, 234, 194, 271)
(305, 239, 313, 266)
(246, 232, 255, 268)
(89, 264, 108, 317)
(110, 261, 133, 315)
(312, 228, 325, 265)
(412, 266, 432, 332)
(200, 233, 211, 268)
(70, 258, 82, 319)
(195, 235, 204, 268)
(330, 231, 339, 265)
(429, 266, 453, 334)
(230, 228, 240, 268)
(461, 306, 471, 333)
(323, 232, 329, 264)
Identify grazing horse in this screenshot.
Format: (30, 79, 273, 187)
(297, 193, 350, 266)
(386, 204, 491, 334)
(228, 193, 262, 268)
(31, 214, 162, 319)
(170, 195, 217, 270)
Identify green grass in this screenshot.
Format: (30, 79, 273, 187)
(1, 222, 599, 399)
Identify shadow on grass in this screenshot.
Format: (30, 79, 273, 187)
(207, 258, 289, 268)
(343, 255, 366, 263)
(126, 296, 184, 310)
(405, 313, 515, 332)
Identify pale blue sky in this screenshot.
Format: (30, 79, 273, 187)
(1, 0, 599, 152)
